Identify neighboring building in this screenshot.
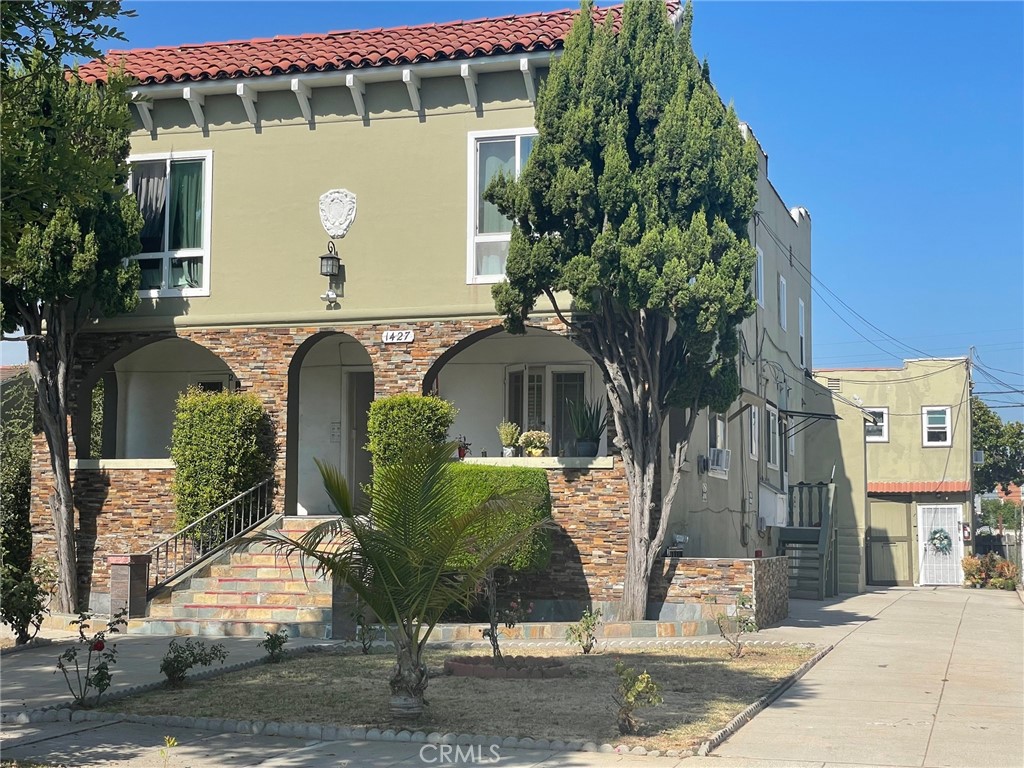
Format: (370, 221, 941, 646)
(30, 4, 812, 625)
(812, 359, 973, 589)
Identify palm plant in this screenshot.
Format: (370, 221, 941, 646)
(253, 441, 548, 719)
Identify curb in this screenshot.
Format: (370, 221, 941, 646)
(3, 639, 825, 761)
(696, 642, 834, 756)
(0, 637, 54, 657)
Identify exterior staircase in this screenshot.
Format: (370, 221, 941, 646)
(777, 482, 838, 600)
(134, 517, 338, 638)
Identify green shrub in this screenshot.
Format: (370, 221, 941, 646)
(159, 638, 228, 686)
(566, 608, 603, 654)
(445, 464, 552, 572)
(365, 394, 457, 466)
(1, 369, 42, 643)
(170, 388, 274, 532)
(259, 630, 289, 663)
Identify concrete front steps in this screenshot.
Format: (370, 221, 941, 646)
(131, 516, 339, 638)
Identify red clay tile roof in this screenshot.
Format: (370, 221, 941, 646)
(868, 481, 971, 494)
(77, 4, 667, 86)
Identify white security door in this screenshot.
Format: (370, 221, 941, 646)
(917, 505, 964, 585)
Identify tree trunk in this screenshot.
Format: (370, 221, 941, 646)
(26, 326, 79, 614)
(620, 453, 656, 621)
(388, 643, 428, 719)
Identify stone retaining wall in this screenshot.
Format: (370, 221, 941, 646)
(648, 556, 788, 629)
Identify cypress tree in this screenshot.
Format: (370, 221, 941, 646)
(488, 0, 759, 619)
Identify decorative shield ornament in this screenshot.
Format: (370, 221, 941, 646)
(319, 189, 357, 239)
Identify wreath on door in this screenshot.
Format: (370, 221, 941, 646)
(928, 527, 953, 555)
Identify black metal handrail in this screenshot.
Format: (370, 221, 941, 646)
(145, 478, 273, 592)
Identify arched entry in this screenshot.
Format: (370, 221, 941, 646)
(423, 326, 606, 459)
(76, 337, 234, 460)
(285, 332, 373, 515)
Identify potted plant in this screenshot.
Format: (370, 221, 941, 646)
(518, 430, 550, 457)
(496, 421, 521, 458)
(454, 435, 471, 460)
(567, 397, 606, 457)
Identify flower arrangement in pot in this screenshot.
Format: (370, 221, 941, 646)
(567, 397, 606, 457)
(496, 421, 521, 457)
(518, 430, 550, 457)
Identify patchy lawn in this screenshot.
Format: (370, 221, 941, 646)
(99, 644, 818, 752)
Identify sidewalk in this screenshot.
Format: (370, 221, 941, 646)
(2, 587, 1021, 767)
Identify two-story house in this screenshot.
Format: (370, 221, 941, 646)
(30, 3, 816, 627)
(812, 358, 973, 589)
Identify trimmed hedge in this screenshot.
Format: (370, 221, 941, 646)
(446, 464, 552, 573)
(170, 388, 274, 531)
(366, 394, 458, 466)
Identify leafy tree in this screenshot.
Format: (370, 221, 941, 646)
(1, 1, 132, 72)
(487, 0, 758, 619)
(972, 396, 1024, 494)
(258, 442, 549, 719)
(1, 53, 142, 613)
(979, 497, 1021, 532)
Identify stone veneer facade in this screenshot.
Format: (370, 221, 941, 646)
(30, 316, 790, 626)
(649, 556, 789, 630)
(29, 317, 584, 610)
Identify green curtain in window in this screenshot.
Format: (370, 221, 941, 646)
(169, 161, 203, 250)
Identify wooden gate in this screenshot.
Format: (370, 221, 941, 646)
(867, 500, 913, 586)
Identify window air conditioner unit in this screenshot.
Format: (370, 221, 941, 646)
(709, 448, 731, 473)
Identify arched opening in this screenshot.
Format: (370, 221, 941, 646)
(78, 337, 234, 459)
(426, 326, 607, 459)
(285, 332, 373, 516)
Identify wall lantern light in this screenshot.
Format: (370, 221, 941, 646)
(320, 241, 341, 277)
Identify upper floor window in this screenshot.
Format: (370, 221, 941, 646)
(765, 403, 780, 468)
(467, 129, 536, 284)
(922, 406, 951, 447)
(865, 407, 888, 442)
(778, 274, 787, 331)
(798, 297, 806, 367)
(754, 246, 765, 307)
(129, 150, 212, 297)
(749, 407, 759, 459)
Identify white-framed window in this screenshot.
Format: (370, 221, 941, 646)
(865, 407, 889, 442)
(922, 406, 952, 447)
(707, 411, 729, 477)
(749, 407, 759, 459)
(505, 363, 597, 456)
(798, 297, 806, 367)
(708, 412, 727, 452)
(778, 274, 787, 331)
(754, 246, 765, 307)
(128, 150, 213, 298)
(765, 403, 780, 469)
(467, 128, 536, 284)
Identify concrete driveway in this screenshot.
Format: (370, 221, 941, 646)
(2, 587, 1021, 767)
(699, 587, 1024, 768)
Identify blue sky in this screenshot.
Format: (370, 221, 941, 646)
(4, 1, 1022, 422)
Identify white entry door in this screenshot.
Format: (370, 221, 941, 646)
(917, 505, 964, 585)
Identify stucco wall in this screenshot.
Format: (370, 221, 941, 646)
(815, 359, 971, 485)
(100, 70, 546, 335)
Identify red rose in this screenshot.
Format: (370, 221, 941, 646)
(91, 640, 105, 652)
